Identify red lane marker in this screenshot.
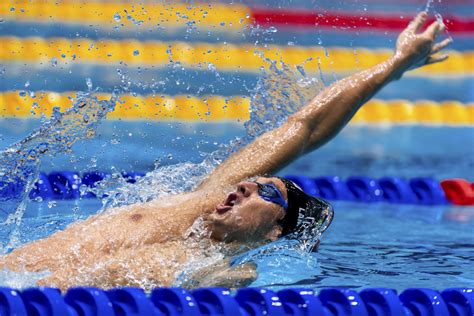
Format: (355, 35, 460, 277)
(251, 9, 474, 33)
(440, 179, 474, 205)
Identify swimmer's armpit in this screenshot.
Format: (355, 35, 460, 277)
(183, 259, 257, 289)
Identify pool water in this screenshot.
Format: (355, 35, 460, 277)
(1, 120, 473, 291)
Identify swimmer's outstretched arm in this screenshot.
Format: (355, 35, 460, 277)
(198, 12, 450, 190)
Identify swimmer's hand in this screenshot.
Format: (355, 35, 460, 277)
(183, 260, 257, 289)
(395, 11, 452, 72)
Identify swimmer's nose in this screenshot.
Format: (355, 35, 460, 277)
(237, 181, 257, 198)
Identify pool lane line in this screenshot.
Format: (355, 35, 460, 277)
(2, 0, 474, 34)
(1, 37, 472, 76)
(0, 91, 472, 125)
(1, 1, 251, 30)
(0, 287, 471, 316)
(252, 8, 474, 34)
(8, 171, 474, 206)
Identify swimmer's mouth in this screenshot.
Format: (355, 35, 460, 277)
(216, 192, 238, 214)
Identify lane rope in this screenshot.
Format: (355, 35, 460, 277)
(1, 37, 472, 75)
(2, 172, 472, 205)
(1, 1, 250, 30)
(0, 286, 471, 315)
(1, 91, 473, 124)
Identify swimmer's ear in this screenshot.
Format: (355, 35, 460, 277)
(265, 225, 283, 241)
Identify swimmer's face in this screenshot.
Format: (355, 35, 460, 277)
(207, 177, 287, 243)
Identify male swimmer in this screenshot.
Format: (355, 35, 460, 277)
(0, 12, 451, 290)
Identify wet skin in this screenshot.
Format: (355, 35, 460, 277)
(206, 177, 287, 243)
(0, 177, 285, 289)
(0, 12, 451, 289)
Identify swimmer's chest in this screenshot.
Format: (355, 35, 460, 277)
(109, 192, 222, 243)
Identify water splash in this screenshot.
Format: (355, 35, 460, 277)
(0, 269, 50, 289)
(245, 60, 323, 139)
(0, 90, 118, 252)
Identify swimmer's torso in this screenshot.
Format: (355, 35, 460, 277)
(0, 188, 227, 290)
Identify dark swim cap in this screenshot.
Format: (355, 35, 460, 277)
(276, 177, 334, 238)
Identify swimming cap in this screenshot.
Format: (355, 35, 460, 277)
(277, 177, 334, 239)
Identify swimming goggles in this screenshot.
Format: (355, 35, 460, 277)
(255, 182, 288, 210)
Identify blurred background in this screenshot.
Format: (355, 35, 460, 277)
(0, 0, 472, 175)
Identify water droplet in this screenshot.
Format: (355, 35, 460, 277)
(324, 47, 330, 58)
(10, 7, 15, 12)
(113, 13, 121, 22)
(220, 22, 225, 26)
(38, 143, 48, 154)
(61, 54, 66, 58)
(24, 80, 30, 88)
(435, 13, 444, 25)
(86, 78, 93, 90)
(268, 26, 278, 33)
(207, 63, 217, 72)
(50, 58, 58, 67)
(19, 91, 26, 97)
(133, 50, 140, 56)
(296, 65, 306, 77)
(27, 149, 37, 160)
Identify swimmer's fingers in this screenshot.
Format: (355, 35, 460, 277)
(431, 38, 452, 54)
(407, 11, 428, 33)
(426, 53, 449, 65)
(424, 19, 445, 40)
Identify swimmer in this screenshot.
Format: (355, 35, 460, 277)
(0, 12, 451, 290)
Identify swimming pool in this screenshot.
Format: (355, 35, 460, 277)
(0, 0, 473, 310)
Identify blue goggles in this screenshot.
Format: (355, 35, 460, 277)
(255, 182, 288, 210)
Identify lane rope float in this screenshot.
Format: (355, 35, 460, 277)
(1, 172, 472, 205)
(0, 286, 472, 316)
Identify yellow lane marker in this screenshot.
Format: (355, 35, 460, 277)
(1, 1, 250, 30)
(1, 37, 472, 75)
(0, 91, 472, 125)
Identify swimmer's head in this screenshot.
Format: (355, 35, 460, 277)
(207, 176, 333, 248)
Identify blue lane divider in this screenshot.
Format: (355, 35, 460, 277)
(0, 172, 453, 205)
(0, 286, 471, 316)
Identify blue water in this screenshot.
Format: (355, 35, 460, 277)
(1, 120, 473, 291)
